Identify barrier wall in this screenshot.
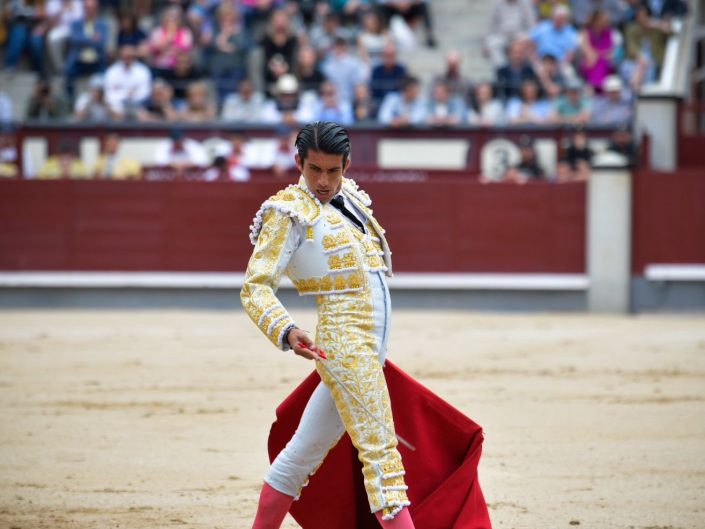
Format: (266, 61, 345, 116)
(3, 170, 702, 277)
(0, 179, 586, 273)
(631, 169, 705, 274)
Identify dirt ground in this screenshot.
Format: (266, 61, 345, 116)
(1, 309, 704, 529)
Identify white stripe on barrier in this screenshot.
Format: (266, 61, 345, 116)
(0, 272, 588, 291)
(645, 264, 705, 282)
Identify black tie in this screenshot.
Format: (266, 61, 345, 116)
(330, 195, 365, 233)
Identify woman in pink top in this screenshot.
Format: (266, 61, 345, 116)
(148, 6, 193, 74)
(579, 9, 615, 93)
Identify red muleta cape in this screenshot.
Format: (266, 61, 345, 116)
(267, 360, 492, 529)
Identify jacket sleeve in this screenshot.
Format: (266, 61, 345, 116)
(240, 208, 299, 350)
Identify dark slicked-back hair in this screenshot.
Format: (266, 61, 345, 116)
(295, 121, 351, 165)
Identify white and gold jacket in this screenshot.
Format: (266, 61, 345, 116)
(240, 176, 392, 349)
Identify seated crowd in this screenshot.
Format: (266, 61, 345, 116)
(2, 0, 687, 129)
(0, 0, 686, 182)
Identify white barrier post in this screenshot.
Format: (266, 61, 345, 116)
(587, 164, 633, 313)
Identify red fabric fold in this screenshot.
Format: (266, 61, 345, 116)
(267, 360, 492, 529)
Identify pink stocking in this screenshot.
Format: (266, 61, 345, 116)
(251, 482, 294, 529)
(375, 507, 416, 528)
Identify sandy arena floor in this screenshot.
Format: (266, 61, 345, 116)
(1, 309, 704, 529)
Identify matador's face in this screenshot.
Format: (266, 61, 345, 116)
(296, 150, 350, 204)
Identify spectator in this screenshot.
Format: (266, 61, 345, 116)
(369, 43, 407, 109)
(352, 83, 375, 123)
(92, 133, 142, 179)
(590, 75, 633, 126)
(147, 6, 194, 78)
(377, 75, 426, 126)
(0, 128, 19, 178)
(0, 92, 13, 124)
(536, 0, 570, 20)
(46, 0, 84, 73)
(74, 73, 122, 121)
(154, 128, 209, 171)
(530, 5, 578, 68)
(176, 81, 216, 122)
(321, 37, 368, 106)
(328, 0, 369, 26)
(622, 4, 670, 90)
(185, 0, 215, 52)
(312, 81, 354, 125)
(606, 124, 638, 165)
(496, 39, 538, 101)
(571, 0, 628, 27)
(64, 0, 109, 98)
(215, 132, 259, 170)
(484, 0, 536, 68)
(309, 12, 347, 58)
(207, 4, 249, 102)
(261, 9, 299, 96)
(557, 128, 593, 182)
(467, 81, 505, 126)
(644, 0, 688, 20)
(136, 78, 178, 122)
(294, 45, 326, 94)
(505, 78, 552, 124)
(204, 136, 251, 180)
(503, 136, 546, 182)
(260, 74, 317, 125)
(264, 126, 297, 177)
(104, 44, 152, 117)
(578, 9, 616, 93)
(165, 52, 203, 105)
(37, 140, 88, 179)
(379, 0, 437, 47)
(357, 10, 391, 66)
(241, 0, 279, 40)
(221, 79, 268, 122)
(551, 78, 592, 124)
(116, 12, 148, 56)
(534, 53, 566, 98)
(424, 79, 466, 126)
(3, 0, 47, 73)
(203, 155, 231, 181)
(26, 79, 70, 120)
(435, 50, 472, 99)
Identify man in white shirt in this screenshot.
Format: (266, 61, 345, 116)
(104, 44, 152, 116)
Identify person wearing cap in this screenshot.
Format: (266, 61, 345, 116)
(261, 74, 317, 126)
(242, 121, 417, 529)
(551, 77, 592, 124)
(590, 75, 633, 126)
(530, 5, 578, 69)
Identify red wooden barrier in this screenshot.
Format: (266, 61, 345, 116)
(631, 169, 705, 275)
(0, 179, 586, 273)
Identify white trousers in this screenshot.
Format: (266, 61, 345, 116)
(265, 271, 392, 498)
